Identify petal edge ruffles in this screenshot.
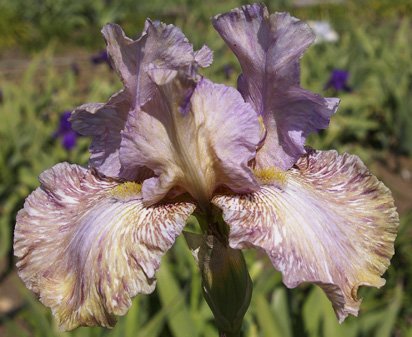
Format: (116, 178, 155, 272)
(71, 20, 212, 179)
(14, 163, 195, 330)
(213, 150, 398, 322)
(213, 4, 339, 170)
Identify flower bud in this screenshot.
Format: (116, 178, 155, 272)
(184, 232, 252, 337)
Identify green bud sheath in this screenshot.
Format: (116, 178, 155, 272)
(184, 231, 253, 337)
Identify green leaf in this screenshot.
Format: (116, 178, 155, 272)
(375, 284, 403, 337)
(156, 259, 199, 337)
(271, 288, 292, 337)
(254, 293, 284, 337)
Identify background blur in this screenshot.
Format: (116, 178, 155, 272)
(0, 0, 411, 336)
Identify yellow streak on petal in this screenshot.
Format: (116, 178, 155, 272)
(253, 167, 287, 186)
(109, 182, 142, 200)
(258, 116, 266, 138)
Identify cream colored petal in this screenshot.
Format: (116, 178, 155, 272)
(213, 150, 398, 322)
(14, 163, 195, 330)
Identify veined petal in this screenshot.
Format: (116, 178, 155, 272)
(71, 21, 210, 179)
(102, 20, 211, 108)
(194, 45, 214, 68)
(213, 150, 398, 322)
(14, 163, 195, 330)
(120, 72, 261, 206)
(213, 4, 339, 170)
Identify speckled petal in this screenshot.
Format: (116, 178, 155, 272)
(213, 4, 339, 170)
(213, 150, 398, 322)
(120, 71, 261, 206)
(14, 163, 195, 330)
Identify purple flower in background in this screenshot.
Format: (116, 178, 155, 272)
(325, 69, 351, 92)
(53, 111, 78, 150)
(90, 50, 112, 69)
(14, 3, 398, 333)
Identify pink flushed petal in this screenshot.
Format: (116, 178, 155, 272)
(213, 150, 398, 322)
(102, 20, 209, 108)
(100, 23, 145, 103)
(14, 163, 195, 330)
(71, 21, 212, 179)
(213, 4, 339, 170)
(120, 72, 261, 206)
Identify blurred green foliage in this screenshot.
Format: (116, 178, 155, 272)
(1, 0, 412, 336)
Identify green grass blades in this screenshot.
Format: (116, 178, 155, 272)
(1, 0, 412, 336)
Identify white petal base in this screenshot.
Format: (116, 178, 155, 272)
(14, 163, 195, 330)
(213, 150, 398, 322)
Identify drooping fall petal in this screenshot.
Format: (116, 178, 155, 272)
(213, 4, 339, 170)
(71, 20, 211, 179)
(213, 150, 398, 322)
(14, 163, 195, 330)
(120, 70, 261, 206)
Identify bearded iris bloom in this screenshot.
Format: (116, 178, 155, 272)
(14, 3, 398, 333)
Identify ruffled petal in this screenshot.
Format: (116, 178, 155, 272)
(14, 163, 195, 330)
(213, 150, 398, 322)
(194, 45, 213, 68)
(213, 4, 339, 170)
(71, 90, 138, 179)
(102, 20, 210, 108)
(71, 21, 210, 179)
(120, 71, 261, 206)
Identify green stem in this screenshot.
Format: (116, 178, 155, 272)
(219, 330, 241, 337)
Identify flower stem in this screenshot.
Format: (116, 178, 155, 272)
(219, 330, 241, 337)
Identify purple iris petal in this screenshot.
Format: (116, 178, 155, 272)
(212, 5, 339, 171)
(62, 132, 77, 150)
(90, 50, 112, 69)
(59, 111, 72, 133)
(325, 69, 351, 92)
(53, 111, 79, 151)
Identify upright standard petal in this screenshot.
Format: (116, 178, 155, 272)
(213, 4, 339, 170)
(71, 20, 210, 179)
(102, 20, 212, 108)
(14, 163, 195, 330)
(213, 150, 398, 322)
(120, 71, 261, 206)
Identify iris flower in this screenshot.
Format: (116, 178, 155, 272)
(53, 111, 79, 151)
(14, 3, 398, 332)
(325, 69, 352, 92)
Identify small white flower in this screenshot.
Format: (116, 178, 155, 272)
(308, 20, 339, 43)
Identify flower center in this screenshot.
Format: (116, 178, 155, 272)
(110, 182, 142, 200)
(253, 167, 287, 186)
